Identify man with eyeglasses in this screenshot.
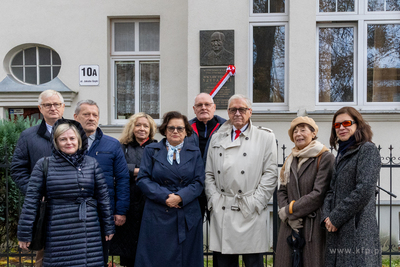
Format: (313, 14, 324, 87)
(11, 89, 65, 267)
(205, 94, 278, 267)
(188, 93, 226, 209)
(74, 100, 129, 267)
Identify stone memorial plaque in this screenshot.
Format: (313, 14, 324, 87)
(200, 68, 234, 109)
(200, 30, 234, 66)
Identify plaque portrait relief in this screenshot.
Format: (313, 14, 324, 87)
(200, 30, 234, 66)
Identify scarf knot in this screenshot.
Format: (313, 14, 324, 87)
(166, 140, 184, 165)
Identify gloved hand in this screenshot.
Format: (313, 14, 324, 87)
(288, 218, 303, 233)
(278, 207, 288, 222)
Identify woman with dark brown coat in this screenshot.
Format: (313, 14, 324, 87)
(322, 107, 381, 267)
(275, 116, 335, 267)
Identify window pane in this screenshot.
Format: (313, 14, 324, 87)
(40, 67, 51, 84)
(139, 22, 160, 51)
(25, 48, 37, 65)
(253, 26, 285, 103)
(387, 0, 400, 11)
(367, 24, 400, 102)
(270, 0, 285, 13)
(25, 66, 37, 84)
(39, 47, 51, 65)
(11, 67, 23, 80)
(53, 66, 61, 78)
(338, 0, 355, 11)
(12, 51, 23, 65)
(116, 62, 135, 119)
(140, 62, 159, 119)
(368, 0, 385, 11)
(253, 0, 285, 13)
(320, 0, 336, 12)
(253, 0, 268, 13)
(52, 50, 61, 65)
(115, 22, 135, 52)
(319, 27, 354, 102)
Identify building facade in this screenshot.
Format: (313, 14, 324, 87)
(0, 0, 399, 247)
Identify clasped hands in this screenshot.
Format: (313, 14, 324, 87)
(166, 193, 182, 208)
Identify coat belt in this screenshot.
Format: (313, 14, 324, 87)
(216, 188, 255, 217)
(49, 197, 97, 221)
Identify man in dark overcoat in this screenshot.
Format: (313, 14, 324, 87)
(11, 89, 65, 267)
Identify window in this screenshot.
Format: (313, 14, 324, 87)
(10, 46, 61, 85)
(111, 19, 160, 121)
(317, 1, 400, 109)
(250, 0, 288, 111)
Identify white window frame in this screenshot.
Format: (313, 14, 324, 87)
(316, 1, 400, 110)
(249, 22, 289, 112)
(9, 46, 61, 85)
(315, 23, 358, 109)
(111, 19, 160, 125)
(249, 0, 288, 17)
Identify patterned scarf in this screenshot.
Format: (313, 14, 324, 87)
(166, 140, 184, 165)
(280, 140, 329, 185)
(59, 150, 84, 167)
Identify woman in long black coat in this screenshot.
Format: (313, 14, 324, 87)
(110, 112, 157, 266)
(18, 119, 115, 266)
(322, 107, 381, 267)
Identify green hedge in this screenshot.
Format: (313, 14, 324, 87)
(0, 115, 40, 245)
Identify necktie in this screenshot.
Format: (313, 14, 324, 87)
(234, 129, 241, 140)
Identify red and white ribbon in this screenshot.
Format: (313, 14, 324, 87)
(209, 65, 236, 98)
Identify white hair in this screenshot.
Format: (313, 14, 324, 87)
(227, 94, 252, 109)
(38, 90, 64, 104)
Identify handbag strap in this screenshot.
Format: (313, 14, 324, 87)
(42, 157, 49, 199)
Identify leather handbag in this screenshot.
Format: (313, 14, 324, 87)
(28, 157, 49, 251)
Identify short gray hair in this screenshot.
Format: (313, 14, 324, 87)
(38, 90, 64, 105)
(227, 94, 252, 109)
(194, 93, 214, 105)
(75, 100, 99, 115)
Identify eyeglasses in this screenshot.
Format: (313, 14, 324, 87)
(41, 103, 63, 109)
(228, 108, 249, 115)
(333, 120, 356, 129)
(167, 126, 185, 133)
(194, 103, 214, 109)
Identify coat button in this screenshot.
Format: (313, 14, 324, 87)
(78, 168, 81, 171)
(222, 206, 225, 210)
(218, 170, 220, 174)
(221, 189, 225, 192)
(165, 209, 169, 212)
(238, 190, 242, 193)
(241, 170, 245, 174)
(243, 153, 247, 156)
(245, 137, 249, 140)
(219, 153, 222, 156)
(81, 188, 84, 191)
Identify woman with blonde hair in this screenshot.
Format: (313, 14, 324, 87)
(110, 112, 157, 266)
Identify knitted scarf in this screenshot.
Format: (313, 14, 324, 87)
(280, 140, 329, 185)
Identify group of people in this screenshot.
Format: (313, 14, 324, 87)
(12, 89, 382, 267)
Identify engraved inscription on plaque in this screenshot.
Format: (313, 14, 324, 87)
(200, 30, 234, 66)
(200, 68, 234, 109)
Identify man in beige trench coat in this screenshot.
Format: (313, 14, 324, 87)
(205, 94, 278, 267)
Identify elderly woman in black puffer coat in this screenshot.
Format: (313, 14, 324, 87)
(18, 119, 115, 266)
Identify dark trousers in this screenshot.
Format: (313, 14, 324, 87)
(214, 252, 264, 267)
(101, 235, 110, 267)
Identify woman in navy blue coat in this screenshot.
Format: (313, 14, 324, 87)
(135, 111, 205, 267)
(18, 119, 115, 266)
